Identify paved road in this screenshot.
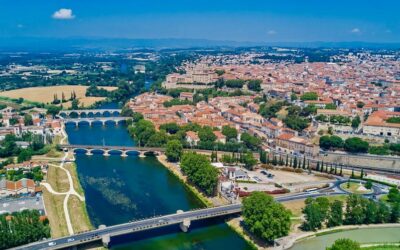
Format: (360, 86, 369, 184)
(14, 189, 351, 250)
(0, 196, 45, 215)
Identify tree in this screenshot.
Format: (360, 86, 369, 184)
(390, 202, 400, 223)
(356, 101, 365, 108)
(360, 168, 364, 179)
(242, 192, 291, 243)
(242, 152, 257, 170)
(387, 188, 400, 203)
(316, 197, 330, 221)
(180, 152, 218, 196)
(364, 180, 372, 189)
(129, 119, 156, 146)
(316, 161, 320, 171)
(301, 92, 318, 101)
(326, 239, 360, 250)
(319, 135, 344, 150)
(351, 116, 361, 128)
(302, 199, 324, 231)
(71, 99, 80, 110)
(344, 194, 366, 225)
(17, 149, 32, 163)
(290, 93, 297, 102)
(327, 200, 343, 227)
(285, 154, 289, 166)
(165, 140, 183, 162)
(46, 105, 62, 117)
(259, 151, 267, 164)
(198, 127, 217, 142)
(247, 79, 262, 92)
(222, 125, 238, 141)
(23, 114, 33, 126)
(344, 137, 369, 153)
(240, 132, 261, 150)
(160, 123, 180, 134)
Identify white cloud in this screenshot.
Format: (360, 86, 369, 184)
(351, 28, 361, 33)
(52, 8, 75, 20)
(267, 30, 277, 35)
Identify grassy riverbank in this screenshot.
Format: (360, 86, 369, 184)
(156, 154, 213, 207)
(157, 154, 262, 249)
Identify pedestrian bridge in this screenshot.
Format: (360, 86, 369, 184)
(61, 144, 165, 157)
(63, 117, 129, 126)
(59, 109, 122, 118)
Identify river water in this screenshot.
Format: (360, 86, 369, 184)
(65, 122, 253, 249)
(290, 227, 400, 250)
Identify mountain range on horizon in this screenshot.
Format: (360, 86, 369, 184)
(1, 37, 400, 51)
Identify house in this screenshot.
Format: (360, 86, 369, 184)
(186, 131, 200, 146)
(363, 110, 400, 137)
(213, 131, 226, 144)
(179, 92, 194, 102)
(225, 167, 248, 180)
(0, 178, 38, 197)
(275, 133, 319, 157)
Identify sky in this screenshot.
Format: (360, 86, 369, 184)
(0, 0, 399, 43)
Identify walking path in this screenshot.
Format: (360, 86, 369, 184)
(41, 125, 84, 235)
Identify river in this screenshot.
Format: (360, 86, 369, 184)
(65, 122, 253, 249)
(290, 227, 400, 250)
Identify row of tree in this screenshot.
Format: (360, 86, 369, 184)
(180, 152, 219, 196)
(320, 135, 369, 153)
(302, 194, 399, 231)
(0, 210, 50, 249)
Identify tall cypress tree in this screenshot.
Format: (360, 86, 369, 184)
(316, 161, 320, 171)
(360, 169, 364, 179)
(339, 165, 343, 176)
(285, 155, 289, 166)
(293, 157, 298, 168)
(302, 155, 306, 169)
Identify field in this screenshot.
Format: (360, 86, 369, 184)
(0, 85, 116, 108)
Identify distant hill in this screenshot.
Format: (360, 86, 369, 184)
(1, 37, 400, 51)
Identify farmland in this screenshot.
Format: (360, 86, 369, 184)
(0, 85, 116, 108)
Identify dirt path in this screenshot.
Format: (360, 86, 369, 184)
(41, 125, 85, 235)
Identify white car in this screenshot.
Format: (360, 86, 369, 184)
(67, 238, 75, 242)
(48, 242, 56, 246)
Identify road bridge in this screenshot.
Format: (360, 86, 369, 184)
(14, 191, 347, 250)
(59, 109, 122, 118)
(63, 117, 129, 126)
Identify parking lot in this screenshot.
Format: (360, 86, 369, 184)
(0, 196, 45, 215)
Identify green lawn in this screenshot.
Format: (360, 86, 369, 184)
(340, 182, 373, 194)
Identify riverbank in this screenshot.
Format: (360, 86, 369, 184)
(41, 125, 93, 237)
(156, 154, 214, 207)
(157, 154, 264, 249)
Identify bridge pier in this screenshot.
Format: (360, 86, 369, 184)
(121, 151, 128, 157)
(99, 225, 110, 247)
(103, 150, 110, 157)
(176, 210, 190, 232)
(86, 150, 93, 156)
(180, 219, 191, 232)
(102, 120, 106, 126)
(138, 151, 146, 158)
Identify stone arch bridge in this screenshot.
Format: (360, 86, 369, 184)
(61, 144, 165, 157)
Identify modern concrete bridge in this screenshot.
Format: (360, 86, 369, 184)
(63, 117, 129, 126)
(59, 109, 122, 118)
(61, 144, 165, 157)
(14, 191, 346, 250)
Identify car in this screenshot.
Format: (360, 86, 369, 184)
(67, 238, 75, 242)
(260, 170, 268, 175)
(48, 242, 56, 246)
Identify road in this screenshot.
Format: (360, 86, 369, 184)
(13, 188, 353, 250)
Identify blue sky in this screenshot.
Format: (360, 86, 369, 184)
(1, 0, 399, 42)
